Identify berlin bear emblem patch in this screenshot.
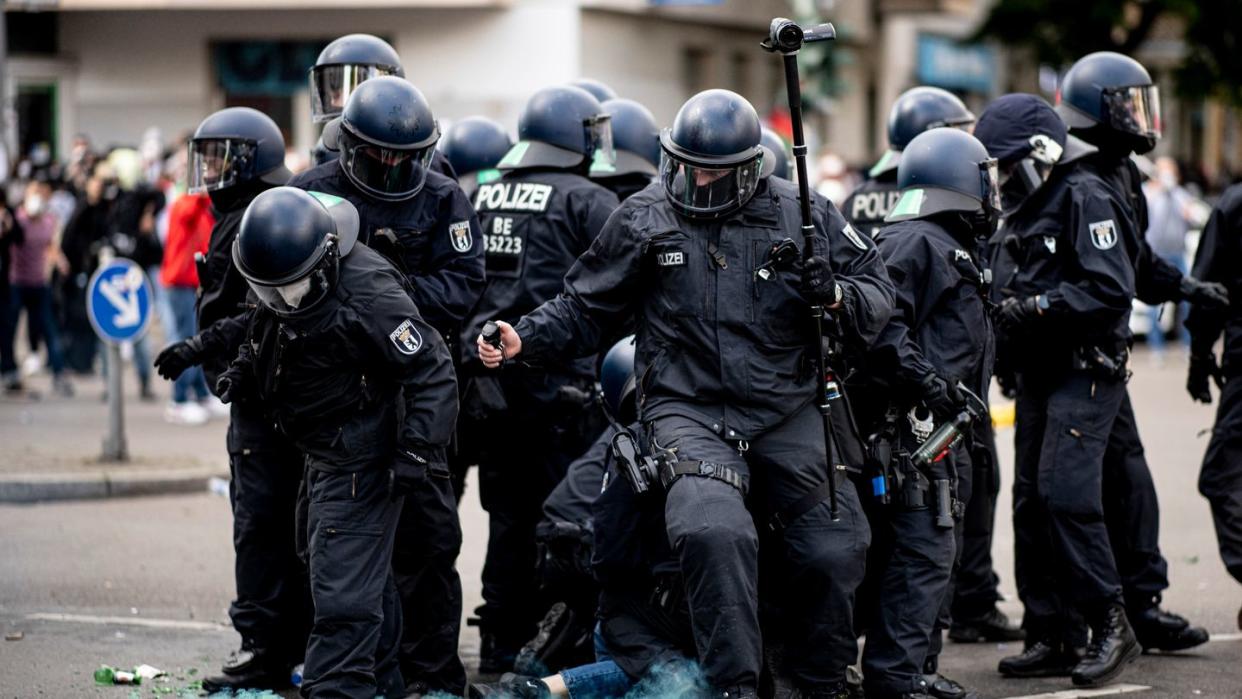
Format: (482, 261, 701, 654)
(1089, 219, 1118, 250)
(389, 319, 423, 355)
(842, 223, 869, 251)
(449, 220, 473, 253)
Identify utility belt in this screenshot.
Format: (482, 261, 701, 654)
(865, 407, 962, 529)
(610, 427, 749, 497)
(1071, 344, 1130, 383)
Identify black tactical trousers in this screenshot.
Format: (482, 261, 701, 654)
(1199, 372, 1242, 585)
(652, 406, 869, 693)
(951, 421, 1004, 621)
(475, 402, 602, 650)
(1103, 393, 1171, 610)
(860, 454, 957, 698)
(927, 445, 973, 668)
(227, 402, 311, 663)
(300, 465, 404, 699)
(393, 473, 466, 693)
(1013, 371, 1125, 642)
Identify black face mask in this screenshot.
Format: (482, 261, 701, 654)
(1076, 125, 1153, 159)
(208, 180, 272, 214)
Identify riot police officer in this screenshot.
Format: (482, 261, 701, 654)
(219, 186, 458, 698)
(842, 87, 975, 238)
(153, 107, 304, 693)
(1184, 182, 1242, 630)
(760, 128, 792, 181)
(590, 98, 660, 202)
(1057, 52, 1215, 651)
(978, 94, 1142, 687)
(288, 75, 483, 695)
(477, 89, 894, 698)
(440, 116, 513, 199)
(853, 127, 996, 699)
(307, 34, 457, 178)
(461, 84, 620, 673)
(570, 77, 618, 103)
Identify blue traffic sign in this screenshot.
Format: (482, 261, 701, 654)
(87, 259, 154, 344)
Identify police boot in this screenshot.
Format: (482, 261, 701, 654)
(467, 673, 551, 699)
(948, 607, 1025, 643)
(199, 643, 290, 693)
(922, 673, 978, 699)
(1130, 605, 1209, 652)
(514, 602, 594, 676)
(1071, 606, 1142, 687)
(997, 640, 1081, 677)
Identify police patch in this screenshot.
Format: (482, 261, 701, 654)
(1089, 219, 1118, 251)
(656, 250, 685, 267)
(389, 319, 423, 356)
(449, 220, 472, 254)
(841, 223, 868, 251)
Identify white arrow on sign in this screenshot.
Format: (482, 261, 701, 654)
(98, 273, 142, 328)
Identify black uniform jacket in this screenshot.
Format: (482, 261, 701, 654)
(514, 177, 894, 440)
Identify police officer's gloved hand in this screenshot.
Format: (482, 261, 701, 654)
(154, 335, 205, 381)
(799, 255, 841, 306)
(920, 373, 967, 423)
(215, 363, 251, 404)
(389, 447, 438, 499)
(1179, 277, 1230, 311)
(1187, 352, 1224, 404)
(995, 295, 1043, 332)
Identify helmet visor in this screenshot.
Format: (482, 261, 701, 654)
(660, 152, 763, 219)
(980, 158, 1001, 218)
(339, 128, 435, 201)
(310, 64, 400, 123)
(587, 114, 617, 172)
(188, 139, 257, 194)
(246, 253, 337, 317)
(1103, 85, 1161, 140)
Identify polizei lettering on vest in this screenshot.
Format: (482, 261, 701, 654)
(474, 182, 554, 212)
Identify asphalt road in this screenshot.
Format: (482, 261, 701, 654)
(0, 349, 1239, 698)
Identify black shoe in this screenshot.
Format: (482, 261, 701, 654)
(949, 607, 1026, 643)
(997, 640, 1081, 678)
(1131, 605, 1209, 652)
(1071, 606, 1142, 687)
(514, 602, 593, 676)
(478, 632, 519, 675)
(923, 673, 978, 699)
(200, 645, 289, 693)
(468, 673, 551, 699)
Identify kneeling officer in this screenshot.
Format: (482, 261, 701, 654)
(219, 187, 458, 698)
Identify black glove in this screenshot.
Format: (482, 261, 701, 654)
(1187, 353, 1224, 404)
(920, 373, 967, 422)
(799, 255, 841, 306)
(1179, 277, 1230, 311)
(154, 335, 205, 381)
(388, 447, 437, 499)
(995, 296, 1041, 332)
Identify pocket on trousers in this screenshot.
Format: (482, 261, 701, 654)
(1042, 425, 1106, 517)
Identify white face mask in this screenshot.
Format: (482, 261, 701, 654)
(24, 195, 46, 217)
(277, 277, 312, 309)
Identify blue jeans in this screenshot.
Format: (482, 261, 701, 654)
(1146, 253, 1190, 351)
(560, 661, 634, 699)
(2, 285, 65, 376)
(165, 285, 209, 403)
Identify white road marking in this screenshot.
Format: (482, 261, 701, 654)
(999, 684, 1150, 699)
(1208, 632, 1242, 642)
(26, 612, 226, 632)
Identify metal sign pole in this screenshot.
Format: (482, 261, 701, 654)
(102, 342, 128, 462)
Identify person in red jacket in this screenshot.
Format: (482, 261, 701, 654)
(158, 192, 214, 424)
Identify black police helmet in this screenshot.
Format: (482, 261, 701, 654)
(571, 78, 619, 103)
(886, 128, 999, 223)
(760, 127, 791, 180)
(599, 336, 637, 425)
(1056, 51, 1160, 152)
(659, 89, 764, 219)
(311, 134, 335, 167)
(872, 87, 976, 178)
(439, 116, 512, 183)
(310, 34, 404, 123)
(592, 98, 659, 179)
(232, 187, 359, 317)
(323, 76, 440, 201)
(500, 85, 614, 171)
(188, 107, 291, 194)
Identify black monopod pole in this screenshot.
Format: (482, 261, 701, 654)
(761, 17, 841, 520)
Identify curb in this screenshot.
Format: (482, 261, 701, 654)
(0, 467, 227, 504)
